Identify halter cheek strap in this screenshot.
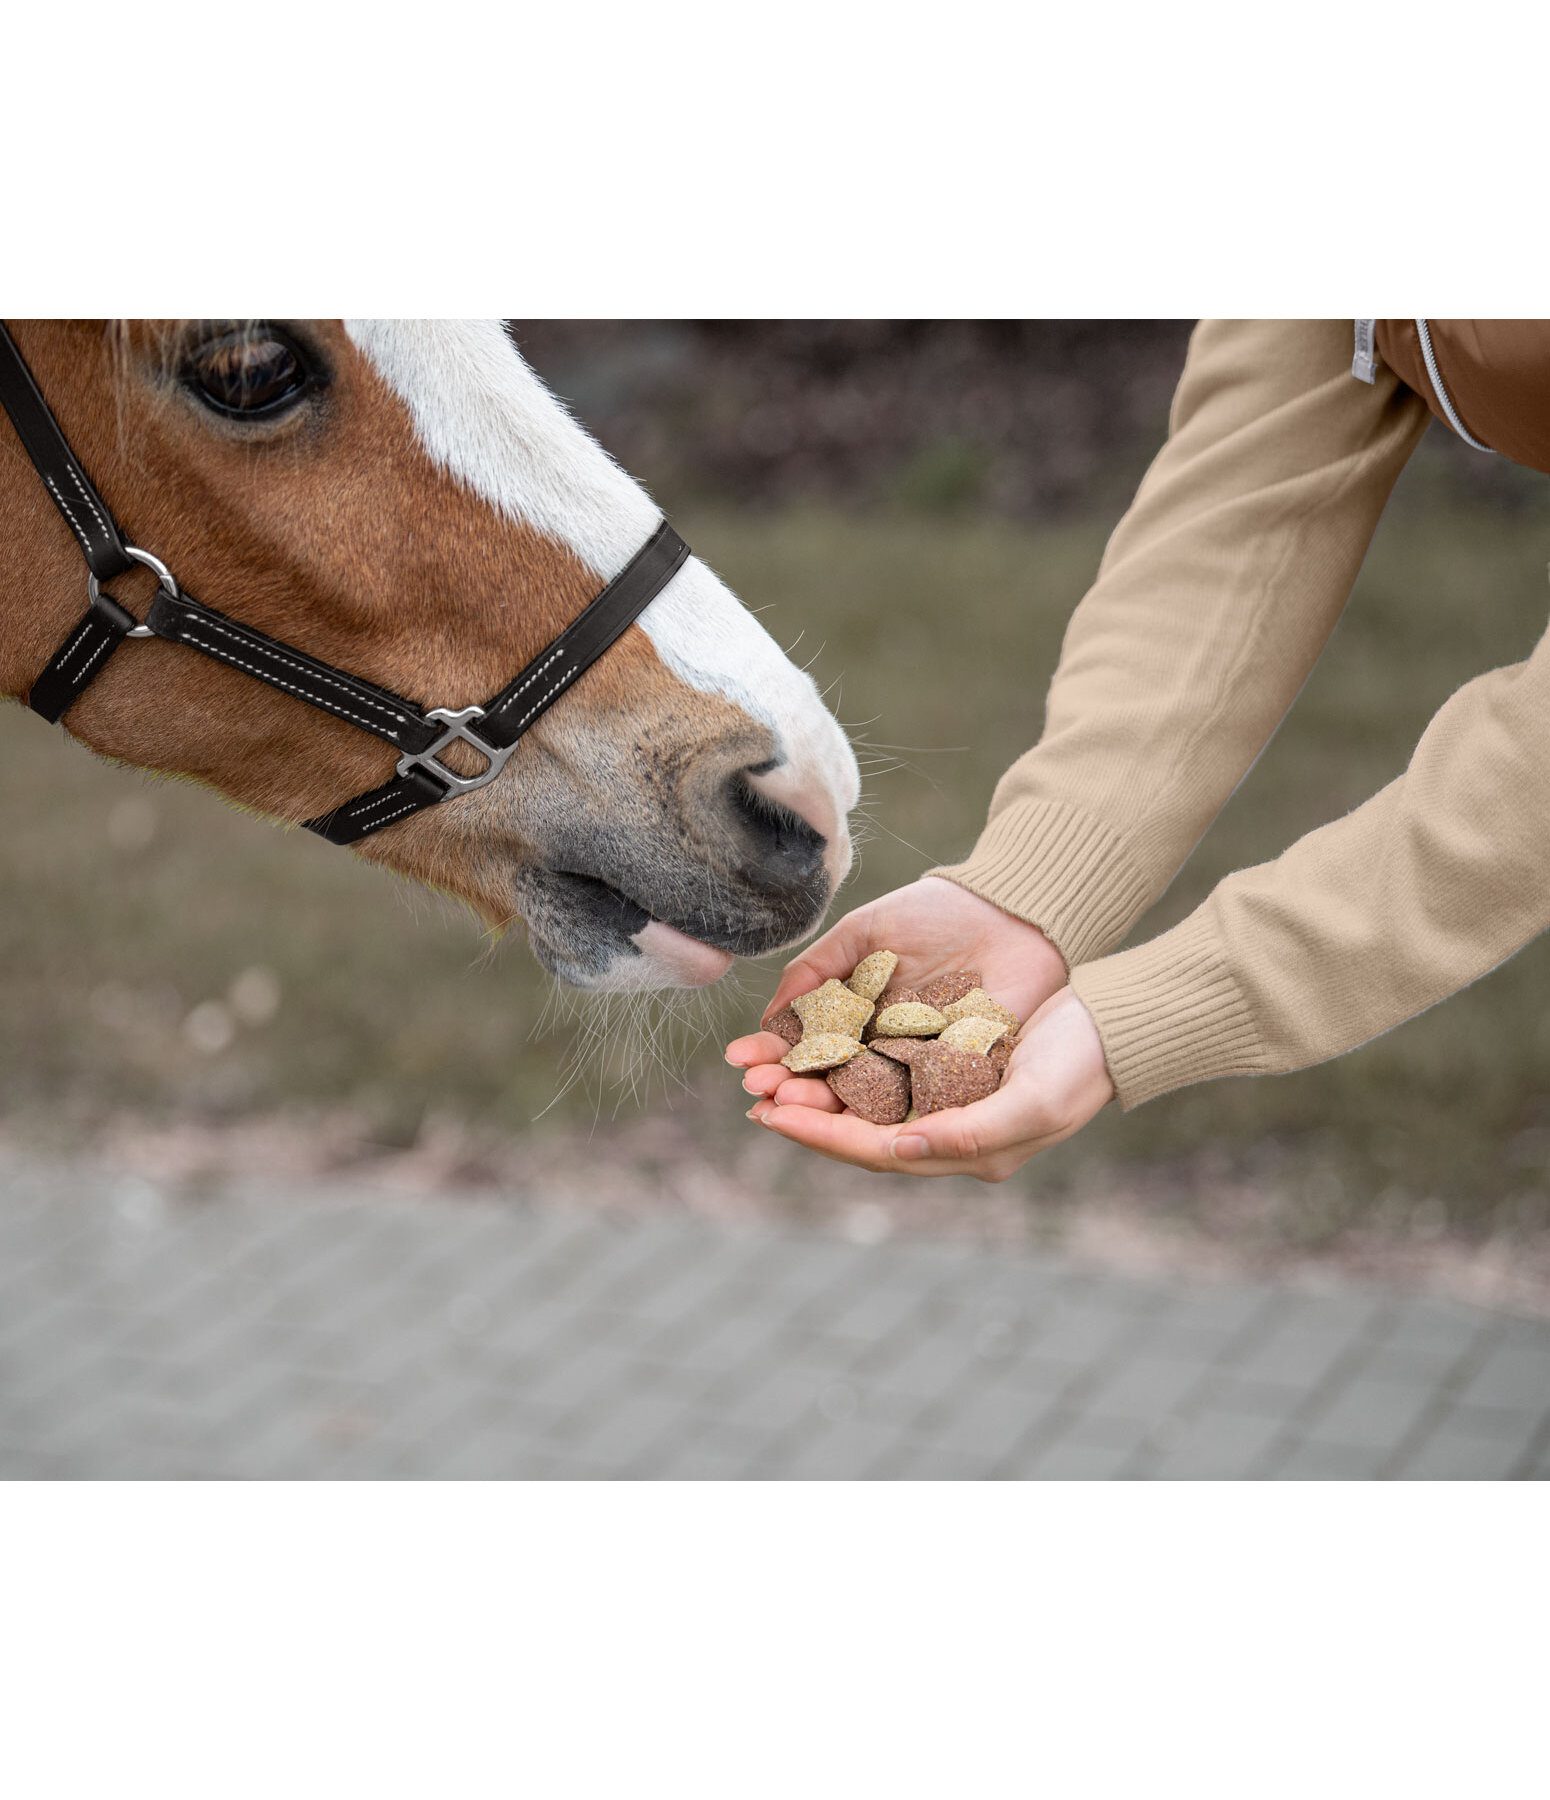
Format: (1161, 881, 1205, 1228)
(0, 322, 690, 846)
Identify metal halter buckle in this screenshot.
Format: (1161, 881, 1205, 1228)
(395, 705, 517, 797)
(87, 544, 178, 637)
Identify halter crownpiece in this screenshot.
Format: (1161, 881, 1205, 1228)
(0, 322, 690, 845)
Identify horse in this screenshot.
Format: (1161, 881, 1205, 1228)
(0, 320, 859, 991)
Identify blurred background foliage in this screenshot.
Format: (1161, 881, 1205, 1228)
(3, 322, 1548, 1251)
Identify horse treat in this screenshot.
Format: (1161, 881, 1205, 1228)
(791, 978, 875, 1039)
(825, 1047, 912, 1125)
(845, 950, 899, 1002)
(873, 1002, 949, 1037)
(768, 954, 1023, 1119)
(782, 1032, 868, 1074)
(916, 971, 983, 1010)
(909, 1042, 1000, 1113)
(764, 1005, 804, 1048)
(938, 1015, 1009, 1056)
(939, 987, 1020, 1035)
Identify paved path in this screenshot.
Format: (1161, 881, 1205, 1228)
(0, 1151, 1546, 1479)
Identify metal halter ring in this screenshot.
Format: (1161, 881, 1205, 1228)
(395, 705, 520, 797)
(87, 545, 179, 637)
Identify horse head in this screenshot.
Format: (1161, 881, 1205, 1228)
(0, 320, 859, 989)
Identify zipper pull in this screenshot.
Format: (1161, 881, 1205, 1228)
(1352, 319, 1380, 384)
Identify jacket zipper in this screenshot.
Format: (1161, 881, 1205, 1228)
(1414, 319, 1495, 454)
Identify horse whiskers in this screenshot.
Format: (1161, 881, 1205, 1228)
(527, 973, 748, 1125)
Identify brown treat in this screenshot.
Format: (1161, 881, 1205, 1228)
(939, 1016, 1009, 1056)
(916, 970, 982, 1010)
(762, 1004, 803, 1048)
(870, 1036, 934, 1066)
(781, 1032, 866, 1074)
(910, 1041, 999, 1114)
(826, 1048, 911, 1125)
(873, 1002, 949, 1037)
(940, 987, 1021, 1034)
(791, 978, 874, 1040)
(845, 950, 899, 1003)
(989, 1036, 1014, 1083)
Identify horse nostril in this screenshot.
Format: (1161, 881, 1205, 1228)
(728, 771, 827, 885)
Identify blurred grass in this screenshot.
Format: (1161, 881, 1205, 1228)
(3, 476, 1548, 1234)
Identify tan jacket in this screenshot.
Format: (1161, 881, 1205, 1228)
(933, 319, 1550, 1107)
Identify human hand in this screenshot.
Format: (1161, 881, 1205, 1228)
(724, 878, 1114, 1181)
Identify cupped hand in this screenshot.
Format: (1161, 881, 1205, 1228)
(724, 877, 1113, 1181)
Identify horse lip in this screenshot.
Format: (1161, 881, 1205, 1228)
(546, 867, 826, 959)
(550, 869, 729, 953)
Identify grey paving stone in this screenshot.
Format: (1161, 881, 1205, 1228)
(1359, 1337, 1478, 1386)
(865, 1321, 986, 1407)
(1081, 1349, 1209, 1425)
(1393, 1415, 1533, 1480)
(1224, 1319, 1367, 1396)
(1020, 1298, 1152, 1370)
(1145, 1408, 1287, 1479)
(769, 1417, 903, 1479)
(1455, 1341, 1550, 1414)
(422, 1423, 566, 1481)
(1370, 1302, 1492, 1368)
(1278, 1289, 1392, 1337)
(906, 1377, 1058, 1470)
(883, 1438, 1009, 1480)
(1153, 1282, 1283, 1338)
(615, 1231, 774, 1331)
(1011, 1435, 1138, 1479)
(807, 1277, 938, 1348)
(716, 1361, 845, 1437)
(1268, 1438, 1387, 1479)
(1300, 1375, 1437, 1458)
(2, 1173, 1547, 1481)
(564, 1387, 694, 1475)
(644, 1424, 770, 1480)
(1208, 1373, 1308, 1423)
(643, 1302, 796, 1381)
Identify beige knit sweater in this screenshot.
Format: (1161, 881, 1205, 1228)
(933, 318, 1550, 1108)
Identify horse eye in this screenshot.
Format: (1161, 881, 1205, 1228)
(189, 331, 311, 418)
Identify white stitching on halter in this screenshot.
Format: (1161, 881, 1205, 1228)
(51, 616, 96, 672)
(69, 631, 117, 687)
(175, 614, 414, 731)
(66, 465, 115, 550)
(43, 475, 96, 558)
(178, 631, 401, 737)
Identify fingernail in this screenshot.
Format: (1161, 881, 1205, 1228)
(742, 1077, 759, 1095)
(890, 1134, 930, 1161)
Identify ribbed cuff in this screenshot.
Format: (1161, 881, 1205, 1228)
(928, 798, 1156, 969)
(1069, 906, 1270, 1109)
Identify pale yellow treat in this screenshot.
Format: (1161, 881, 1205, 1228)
(791, 978, 874, 1040)
(781, 1032, 867, 1073)
(940, 987, 1020, 1034)
(873, 1002, 949, 1037)
(939, 1016, 1009, 1056)
(845, 950, 900, 1003)
(903, 1108, 920, 1124)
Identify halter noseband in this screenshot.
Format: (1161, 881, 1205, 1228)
(0, 322, 690, 845)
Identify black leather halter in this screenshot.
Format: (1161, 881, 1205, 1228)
(0, 322, 690, 845)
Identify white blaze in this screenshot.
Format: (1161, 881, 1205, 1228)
(343, 320, 859, 868)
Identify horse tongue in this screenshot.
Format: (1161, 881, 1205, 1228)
(634, 919, 735, 987)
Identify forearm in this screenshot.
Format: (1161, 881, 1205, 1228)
(1071, 641, 1550, 1107)
(933, 319, 1431, 966)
